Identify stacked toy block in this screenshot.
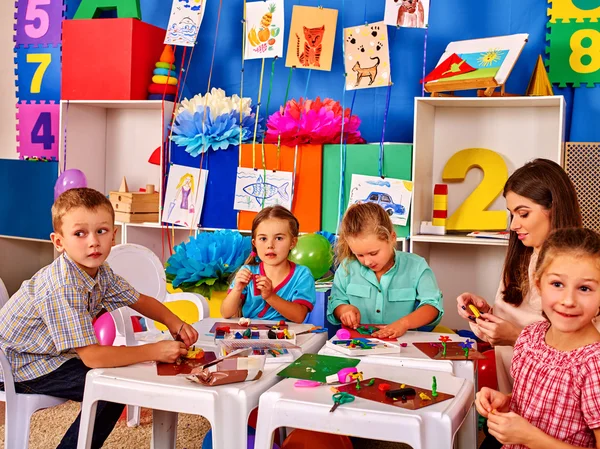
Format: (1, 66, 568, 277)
(432, 184, 448, 227)
(109, 178, 159, 223)
(147, 45, 178, 101)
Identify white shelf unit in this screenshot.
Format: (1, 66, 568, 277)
(410, 96, 565, 330)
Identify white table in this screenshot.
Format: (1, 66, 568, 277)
(318, 331, 478, 449)
(76, 318, 327, 449)
(254, 362, 474, 449)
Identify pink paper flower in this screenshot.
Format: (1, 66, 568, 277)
(265, 97, 365, 146)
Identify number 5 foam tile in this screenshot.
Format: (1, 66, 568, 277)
(16, 101, 59, 161)
(14, 44, 61, 101)
(14, 0, 66, 47)
(545, 19, 600, 87)
(548, 0, 600, 24)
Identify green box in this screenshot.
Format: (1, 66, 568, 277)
(321, 143, 413, 237)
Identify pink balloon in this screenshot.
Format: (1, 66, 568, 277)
(54, 169, 88, 200)
(94, 313, 116, 346)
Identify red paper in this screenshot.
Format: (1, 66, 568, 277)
(341, 325, 398, 342)
(422, 53, 476, 84)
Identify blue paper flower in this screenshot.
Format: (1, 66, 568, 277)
(459, 339, 475, 350)
(165, 230, 252, 298)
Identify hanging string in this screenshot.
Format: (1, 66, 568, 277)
(61, 100, 70, 173)
(291, 68, 312, 203)
(259, 57, 278, 207)
(422, 25, 428, 97)
(378, 82, 393, 178)
(252, 58, 266, 170)
(276, 67, 294, 171)
(239, 0, 247, 150)
(337, 0, 349, 229)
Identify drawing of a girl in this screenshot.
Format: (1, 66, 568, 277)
(166, 173, 195, 226)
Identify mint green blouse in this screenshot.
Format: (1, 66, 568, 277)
(327, 251, 443, 326)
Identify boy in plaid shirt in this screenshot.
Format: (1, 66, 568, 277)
(476, 228, 600, 449)
(0, 188, 198, 449)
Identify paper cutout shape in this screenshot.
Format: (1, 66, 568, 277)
(526, 55, 554, 96)
(326, 338, 401, 356)
(245, 0, 285, 60)
(157, 351, 217, 375)
(233, 167, 293, 212)
(422, 53, 476, 84)
(343, 21, 391, 90)
(165, 0, 207, 47)
(285, 5, 338, 71)
(341, 325, 398, 342)
(162, 164, 208, 228)
(336, 377, 453, 410)
(277, 353, 360, 382)
(348, 174, 413, 226)
(384, 0, 430, 29)
(413, 342, 486, 360)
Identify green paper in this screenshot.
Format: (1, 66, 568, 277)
(74, 0, 142, 20)
(546, 20, 600, 87)
(321, 144, 413, 236)
(276, 353, 360, 383)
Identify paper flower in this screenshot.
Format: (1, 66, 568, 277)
(459, 340, 474, 350)
(439, 336, 451, 343)
(265, 97, 364, 146)
(171, 88, 261, 156)
(165, 230, 252, 298)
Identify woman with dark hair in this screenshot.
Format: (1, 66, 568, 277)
(457, 159, 582, 448)
(457, 159, 582, 390)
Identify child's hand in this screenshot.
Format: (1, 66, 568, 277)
(153, 341, 187, 363)
(338, 305, 361, 329)
(169, 321, 198, 347)
(487, 410, 535, 446)
(256, 276, 273, 300)
(457, 292, 491, 321)
(233, 268, 252, 291)
(475, 387, 510, 418)
(371, 320, 408, 339)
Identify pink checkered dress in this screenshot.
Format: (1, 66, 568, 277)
(506, 321, 600, 448)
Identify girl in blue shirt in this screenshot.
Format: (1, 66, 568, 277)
(327, 202, 443, 338)
(222, 206, 316, 323)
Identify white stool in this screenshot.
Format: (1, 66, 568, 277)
(254, 362, 474, 449)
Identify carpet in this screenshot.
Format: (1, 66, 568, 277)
(0, 402, 414, 448)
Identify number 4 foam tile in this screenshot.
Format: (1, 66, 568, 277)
(548, 0, 600, 24)
(14, 0, 66, 47)
(16, 101, 59, 161)
(545, 19, 600, 88)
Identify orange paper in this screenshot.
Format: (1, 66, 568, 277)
(238, 144, 322, 232)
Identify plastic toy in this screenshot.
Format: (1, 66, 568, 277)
(336, 328, 351, 339)
(431, 376, 438, 397)
(468, 304, 481, 318)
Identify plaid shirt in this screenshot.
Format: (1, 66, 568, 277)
(0, 253, 139, 382)
(507, 321, 600, 448)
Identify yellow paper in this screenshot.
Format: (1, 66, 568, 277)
(343, 21, 391, 90)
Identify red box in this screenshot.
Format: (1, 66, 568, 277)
(62, 19, 166, 100)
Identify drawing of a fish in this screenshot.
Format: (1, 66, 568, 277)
(243, 175, 289, 206)
(367, 179, 391, 188)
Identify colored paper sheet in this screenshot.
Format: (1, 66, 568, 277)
(343, 21, 391, 90)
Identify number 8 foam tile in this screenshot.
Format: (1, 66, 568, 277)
(545, 19, 600, 87)
(14, 0, 66, 47)
(548, 0, 600, 24)
(16, 101, 59, 161)
(14, 44, 61, 101)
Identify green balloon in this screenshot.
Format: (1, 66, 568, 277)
(289, 234, 333, 280)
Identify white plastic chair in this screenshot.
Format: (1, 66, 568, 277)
(146, 292, 210, 334)
(105, 243, 167, 427)
(0, 347, 66, 449)
(0, 278, 9, 309)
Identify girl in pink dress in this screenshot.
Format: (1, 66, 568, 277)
(476, 228, 600, 449)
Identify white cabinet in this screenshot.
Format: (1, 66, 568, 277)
(410, 96, 565, 329)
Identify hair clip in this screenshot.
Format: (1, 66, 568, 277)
(250, 251, 257, 257)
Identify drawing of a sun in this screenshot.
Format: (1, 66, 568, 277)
(478, 49, 501, 67)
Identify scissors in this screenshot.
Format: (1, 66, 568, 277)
(296, 326, 329, 336)
(329, 392, 355, 412)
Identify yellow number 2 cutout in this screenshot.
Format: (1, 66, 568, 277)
(442, 148, 508, 231)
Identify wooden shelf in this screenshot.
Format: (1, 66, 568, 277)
(60, 100, 174, 110)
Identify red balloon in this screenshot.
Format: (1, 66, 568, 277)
(131, 316, 143, 332)
(477, 349, 498, 391)
(281, 430, 353, 449)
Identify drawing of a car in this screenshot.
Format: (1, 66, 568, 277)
(360, 192, 405, 216)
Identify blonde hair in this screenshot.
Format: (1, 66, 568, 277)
(52, 188, 114, 233)
(336, 202, 395, 266)
(243, 206, 300, 266)
(176, 173, 194, 195)
(535, 228, 600, 284)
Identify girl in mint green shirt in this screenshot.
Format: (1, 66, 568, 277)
(327, 202, 443, 338)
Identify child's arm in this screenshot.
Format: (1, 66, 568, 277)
(487, 411, 600, 449)
(372, 305, 439, 339)
(256, 275, 308, 323)
(221, 268, 252, 318)
(130, 294, 198, 347)
(76, 340, 187, 369)
(326, 266, 361, 327)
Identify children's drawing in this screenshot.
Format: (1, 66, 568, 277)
(245, 0, 285, 60)
(344, 21, 391, 90)
(384, 0, 430, 29)
(165, 0, 207, 47)
(348, 174, 413, 226)
(162, 164, 208, 228)
(285, 5, 338, 71)
(233, 167, 293, 212)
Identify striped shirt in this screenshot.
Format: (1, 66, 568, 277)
(0, 253, 139, 382)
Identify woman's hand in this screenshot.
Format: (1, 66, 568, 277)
(456, 292, 492, 321)
(233, 268, 252, 292)
(475, 387, 511, 418)
(487, 410, 536, 446)
(476, 314, 521, 346)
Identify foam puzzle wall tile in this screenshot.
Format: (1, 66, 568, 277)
(16, 101, 59, 161)
(15, 44, 62, 101)
(14, 0, 66, 47)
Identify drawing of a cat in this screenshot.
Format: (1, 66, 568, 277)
(353, 56, 380, 87)
(296, 25, 325, 67)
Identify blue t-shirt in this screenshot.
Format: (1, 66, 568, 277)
(230, 262, 316, 321)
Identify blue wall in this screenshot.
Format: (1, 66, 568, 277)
(65, 0, 599, 143)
